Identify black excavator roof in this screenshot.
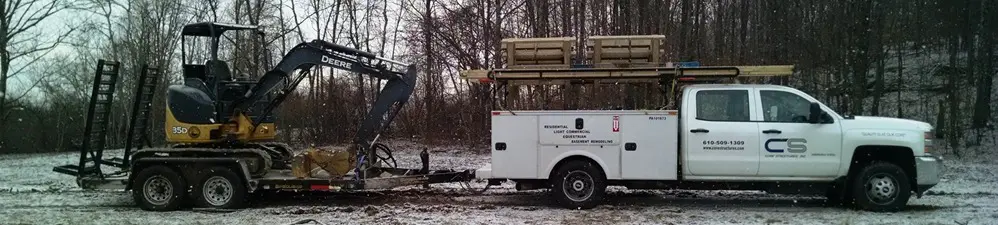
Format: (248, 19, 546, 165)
(181, 22, 260, 37)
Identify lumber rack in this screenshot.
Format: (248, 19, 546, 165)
(460, 35, 795, 110)
(460, 65, 794, 85)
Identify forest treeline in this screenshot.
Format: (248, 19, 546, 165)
(1, 0, 995, 156)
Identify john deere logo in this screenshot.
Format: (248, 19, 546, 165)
(188, 127, 201, 138)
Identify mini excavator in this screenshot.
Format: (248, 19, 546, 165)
(55, 23, 479, 212)
(159, 22, 416, 176)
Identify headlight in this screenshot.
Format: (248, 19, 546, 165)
(923, 131, 934, 154)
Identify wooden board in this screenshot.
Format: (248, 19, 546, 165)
(502, 37, 575, 67)
(586, 35, 665, 67)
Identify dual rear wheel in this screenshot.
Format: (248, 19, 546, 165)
(132, 165, 247, 211)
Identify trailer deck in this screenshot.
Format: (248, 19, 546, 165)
(74, 166, 475, 192)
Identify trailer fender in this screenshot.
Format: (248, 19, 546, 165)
(541, 151, 614, 180)
(128, 157, 256, 193)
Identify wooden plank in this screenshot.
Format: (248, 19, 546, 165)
(587, 35, 665, 65)
(502, 37, 575, 67)
(735, 65, 795, 76)
(513, 49, 566, 60)
(502, 37, 576, 43)
(589, 35, 666, 41)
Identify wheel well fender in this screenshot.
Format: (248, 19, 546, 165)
(847, 145, 917, 192)
(543, 152, 610, 180)
(128, 158, 254, 192)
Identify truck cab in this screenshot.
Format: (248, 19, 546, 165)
(478, 84, 944, 212)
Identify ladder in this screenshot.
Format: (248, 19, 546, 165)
(122, 65, 161, 167)
(53, 60, 121, 177)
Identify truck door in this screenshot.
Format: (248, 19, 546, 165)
(755, 89, 842, 177)
(683, 88, 761, 176)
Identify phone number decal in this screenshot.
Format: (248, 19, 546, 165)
(702, 140, 745, 150)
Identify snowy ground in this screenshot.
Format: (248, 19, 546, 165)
(1, 141, 997, 225)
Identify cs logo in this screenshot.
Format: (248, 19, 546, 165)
(765, 138, 807, 153)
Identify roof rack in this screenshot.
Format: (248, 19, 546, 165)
(460, 35, 795, 110)
(464, 35, 793, 84)
(461, 65, 794, 85)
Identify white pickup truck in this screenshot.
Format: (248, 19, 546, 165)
(476, 84, 943, 212)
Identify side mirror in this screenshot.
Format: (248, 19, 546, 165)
(808, 102, 822, 124)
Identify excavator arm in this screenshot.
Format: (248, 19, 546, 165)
(232, 39, 417, 152)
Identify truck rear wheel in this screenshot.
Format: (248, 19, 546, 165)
(132, 165, 187, 211)
(193, 166, 247, 209)
(850, 161, 911, 212)
(551, 160, 606, 209)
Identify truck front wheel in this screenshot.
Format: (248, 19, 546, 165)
(850, 161, 911, 212)
(551, 160, 606, 209)
(132, 165, 187, 211)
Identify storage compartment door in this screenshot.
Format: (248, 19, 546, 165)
(491, 115, 538, 178)
(620, 114, 679, 180)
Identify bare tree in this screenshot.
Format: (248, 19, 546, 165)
(1, 0, 76, 135)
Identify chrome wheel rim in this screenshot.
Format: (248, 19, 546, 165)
(203, 176, 233, 206)
(563, 171, 594, 202)
(143, 175, 172, 206)
(865, 173, 898, 204)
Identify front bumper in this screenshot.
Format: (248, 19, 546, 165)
(914, 154, 944, 193)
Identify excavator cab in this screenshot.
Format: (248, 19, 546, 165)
(168, 22, 276, 143)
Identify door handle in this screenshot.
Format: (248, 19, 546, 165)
(762, 129, 782, 134)
(624, 143, 637, 151)
(495, 142, 507, 151)
(690, 128, 709, 133)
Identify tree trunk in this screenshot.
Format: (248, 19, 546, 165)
(946, 36, 961, 150)
(738, 0, 749, 63)
(896, 43, 904, 118)
(845, 0, 878, 116)
(971, 0, 994, 130)
(423, 0, 434, 142)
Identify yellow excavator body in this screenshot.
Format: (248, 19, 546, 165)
(164, 107, 276, 143)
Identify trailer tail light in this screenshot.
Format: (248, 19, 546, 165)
(492, 112, 501, 116)
(311, 185, 341, 191)
(923, 131, 934, 154)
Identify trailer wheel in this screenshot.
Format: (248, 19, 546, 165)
(132, 165, 187, 211)
(551, 160, 606, 209)
(850, 161, 911, 212)
(194, 166, 247, 209)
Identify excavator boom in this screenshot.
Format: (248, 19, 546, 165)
(235, 39, 416, 149)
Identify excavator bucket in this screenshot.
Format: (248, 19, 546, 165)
(292, 146, 356, 178)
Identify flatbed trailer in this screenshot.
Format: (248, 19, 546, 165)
(75, 160, 475, 193)
(52, 59, 478, 211)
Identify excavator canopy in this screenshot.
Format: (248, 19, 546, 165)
(181, 22, 261, 37)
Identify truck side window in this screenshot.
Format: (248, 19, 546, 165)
(695, 90, 750, 122)
(760, 90, 811, 123)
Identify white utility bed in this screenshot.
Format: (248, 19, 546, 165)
(480, 110, 680, 181)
